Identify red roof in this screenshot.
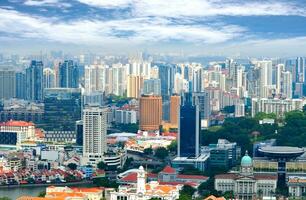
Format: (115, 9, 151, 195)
(121, 172, 137, 182)
(0, 120, 34, 127)
(177, 174, 209, 180)
(161, 166, 176, 174)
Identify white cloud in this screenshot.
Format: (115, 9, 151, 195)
(77, 0, 132, 8)
(77, 0, 306, 17)
(0, 8, 245, 45)
(24, 0, 71, 7)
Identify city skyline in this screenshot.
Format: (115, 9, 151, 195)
(0, 0, 306, 57)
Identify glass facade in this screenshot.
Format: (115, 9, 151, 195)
(43, 88, 81, 131)
(179, 94, 200, 157)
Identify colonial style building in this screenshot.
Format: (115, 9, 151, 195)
(111, 166, 180, 200)
(215, 151, 277, 200)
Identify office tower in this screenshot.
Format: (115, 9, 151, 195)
(43, 88, 82, 131)
(158, 64, 174, 97)
(143, 78, 161, 96)
(276, 64, 285, 94)
(192, 67, 203, 92)
(83, 106, 107, 165)
(58, 60, 79, 88)
(282, 71, 292, 99)
(127, 75, 144, 98)
(26, 60, 44, 101)
(83, 92, 104, 106)
(170, 95, 180, 127)
(178, 93, 200, 158)
(296, 57, 304, 83)
(15, 72, 26, 100)
(0, 69, 16, 99)
(294, 82, 303, 98)
(84, 64, 106, 93)
(193, 91, 211, 121)
(139, 95, 162, 131)
(43, 68, 55, 88)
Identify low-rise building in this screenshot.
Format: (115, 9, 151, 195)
(111, 166, 181, 200)
(215, 151, 277, 199)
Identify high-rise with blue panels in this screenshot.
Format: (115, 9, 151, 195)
(26, 60, 44, 102)
(178, 93, 200, 158)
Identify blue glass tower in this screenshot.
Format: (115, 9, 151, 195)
(178, 93, 200, 158)
(59, 60, 79, 88)
(26, 60, 44, 102)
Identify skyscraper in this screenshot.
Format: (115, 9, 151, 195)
(276, 64, 285, 95)
(15, 72, 26, 99)
(282, 71, 292, 99)
(178, 93, 200, 158)
(84, 64, 106, 93)
(26, 60, 44, 101)
(258, 61, 273, 98)
(139, 95, 162, 131)
(0, 69, 16, 99)
(82, 106, 107, 166)
(58, 60, 79, 88)
(127, 75, 144, 98)
(143, 78, 161, 96)
(43, 88, 82, 131)
(43, 68, 55, 88)
(170, 95, 180, 127)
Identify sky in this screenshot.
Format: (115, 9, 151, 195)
(0, 0, 306, 57)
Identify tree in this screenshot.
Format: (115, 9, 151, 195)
(67, 163, 77, 170)
(144, 147, 153, 155)
(37, 191, 46, 197)
(154, 147, 169, 160)
(0, 198, 12, 200)
(167, 140, 177, 153)
(97, 161, 107, 170)
(93, 177, 119, 188)
(180, 185, 196, 197)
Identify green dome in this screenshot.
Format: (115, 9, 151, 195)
(241, 151, 252, 166)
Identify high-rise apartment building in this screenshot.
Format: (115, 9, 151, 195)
(84, 64, 106, 93)
(58, 60, 79, 88)
(143, 78, 161, 96)
(178, 93, 200, 158)
(127, 75, 144, 98)
(257, 61, 273, 98)
(82, 106, 107, 166)
(0, 69, 16, 99)
(282, 71, 292, 99)
(26, 60, 44, 101)
(170, 95, 180, 127)
(139, 95, 162, 131)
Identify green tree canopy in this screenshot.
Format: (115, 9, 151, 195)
(154, 147, 169, 160)
(67, 163, 77, 170)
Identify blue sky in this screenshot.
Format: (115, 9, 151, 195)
(0, 0, 306, 57)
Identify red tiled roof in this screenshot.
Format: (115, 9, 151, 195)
(161, 166, 176, 174)
(0, 120, 34, 127)
(254, 174, 277, 180)
(177, 174, 209, 180)
(121, 172, 137, 182)
(147, 173, 158, 178)
(215, 173, 237, 179)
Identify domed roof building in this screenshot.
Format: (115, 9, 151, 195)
(215, 151, 277, 200)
